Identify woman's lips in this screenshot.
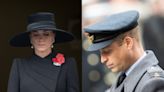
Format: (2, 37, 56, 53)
(38, 44, 45, 46)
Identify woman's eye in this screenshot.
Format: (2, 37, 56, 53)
(44, 33, 50, 36)
(33, 34, 39, 37)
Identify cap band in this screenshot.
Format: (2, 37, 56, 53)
(27, 21, 56, 31)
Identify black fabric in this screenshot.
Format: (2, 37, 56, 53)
(28, 12, 54, 24)
(121, 86, 124, 92)
(117, 73, 126, 87)
(91, 32, 119, 43)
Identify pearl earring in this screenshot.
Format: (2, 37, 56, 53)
(51, 45, 54, 48)
(31, 45, 34, 49)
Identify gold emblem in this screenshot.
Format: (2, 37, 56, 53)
(88, 35, 94, 44)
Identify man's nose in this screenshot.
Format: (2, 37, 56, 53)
(100, 55, 107, 64)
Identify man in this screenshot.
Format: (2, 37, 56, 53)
(84, 10, 164, 92)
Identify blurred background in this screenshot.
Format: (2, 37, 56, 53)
(82, 0, 164, 92)
(0, 0, 81, 92)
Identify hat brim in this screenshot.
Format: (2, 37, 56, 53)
(87, 39, 113, 51)
(9, 28, 74, 47)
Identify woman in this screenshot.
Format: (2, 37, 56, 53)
(8, 12, 79, 92)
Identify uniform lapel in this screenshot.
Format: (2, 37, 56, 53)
(124, 50, 158, 92)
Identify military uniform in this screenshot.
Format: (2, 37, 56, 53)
(84, 10, 164, 92)
(109, 50, 164, 92)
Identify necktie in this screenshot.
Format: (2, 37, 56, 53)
(117, 73, 126, 87)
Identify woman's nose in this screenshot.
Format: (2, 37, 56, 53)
(38, 35, 44, 40)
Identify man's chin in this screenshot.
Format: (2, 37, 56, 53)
(111, 68, 120, 73)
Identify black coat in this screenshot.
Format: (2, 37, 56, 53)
(8, 52, 79, 92)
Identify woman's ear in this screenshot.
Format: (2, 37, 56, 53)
(124, 36, 133, 49)
(52, 38, 55, 43)
(29, 34, 33, 45)
(52, 32, 55, 43)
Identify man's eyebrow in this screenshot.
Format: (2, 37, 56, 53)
(101, 47, 112, 53)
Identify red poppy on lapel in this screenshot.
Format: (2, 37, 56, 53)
(52, 53, 65, 66)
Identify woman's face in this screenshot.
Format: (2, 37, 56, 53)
(30, 30, 55, 53)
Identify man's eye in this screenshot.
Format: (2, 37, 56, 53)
(101, 49, 112, 55)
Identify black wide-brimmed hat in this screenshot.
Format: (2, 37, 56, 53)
(84, 10, 139, 51)
(10, 12, 74, 47)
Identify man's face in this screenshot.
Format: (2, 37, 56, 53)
(100, 40, 131, 73)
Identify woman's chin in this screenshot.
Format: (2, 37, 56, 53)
(35, 48, 50, 52)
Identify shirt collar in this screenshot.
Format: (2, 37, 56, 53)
(125, 52, 147, 76)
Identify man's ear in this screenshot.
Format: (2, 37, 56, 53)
(123, 36, 133, 49)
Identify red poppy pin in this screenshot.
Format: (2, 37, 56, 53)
(52, 53, 65, 66)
